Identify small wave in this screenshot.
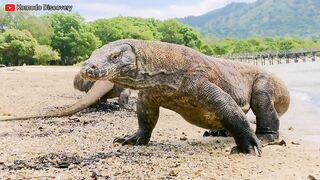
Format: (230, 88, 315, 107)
(291, 91, 311, 103)
(291, 91, 320, 107)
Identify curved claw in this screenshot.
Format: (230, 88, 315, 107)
(256, 133, 279, 144)
(203, 129, 230, 137)
(256, 139, 262, 156)
(113, 132, 150, 146)
(231, 134, 262, 156)
(113, 137, 126, 144)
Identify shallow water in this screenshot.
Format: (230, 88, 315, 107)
(264, 62, 320, 143)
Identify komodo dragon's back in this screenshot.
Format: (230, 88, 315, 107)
(207, 58, 290, 117)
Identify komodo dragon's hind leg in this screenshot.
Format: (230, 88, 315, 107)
(251, 75, 279, 143)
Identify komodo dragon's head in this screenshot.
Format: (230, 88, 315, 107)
(80, 40, 137, 83)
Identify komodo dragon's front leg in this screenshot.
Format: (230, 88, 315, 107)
(114, 92, 159, 145)
(182, 77, 262, 155)
(251, 75, 280, 143)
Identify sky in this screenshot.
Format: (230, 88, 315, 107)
(0, 0, 256, 21)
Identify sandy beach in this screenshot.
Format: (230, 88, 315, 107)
(0, 62, 319, 179)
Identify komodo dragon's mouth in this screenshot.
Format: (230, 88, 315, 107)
(80, 68, 118, 82)
(80, 61, 122, 81)
(80, 66, 102, 81)
(80, 71, 100, 81)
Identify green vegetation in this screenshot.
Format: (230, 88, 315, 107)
(33, 45, 59, 65)
(47, 13, 101, 65)
(179, 0, 320, 38)
(0, 11, 58, 65)
(204, 37, 320, 55)
(90, 17, 161, 44)
(0, 9, 319, 66)
(0, 29, 59, 65)
(89, 17, 204, 50)
(0, 11, 54, 45)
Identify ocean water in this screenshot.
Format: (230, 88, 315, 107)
(264, 62, 320, 143)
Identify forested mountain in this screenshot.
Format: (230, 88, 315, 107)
(178, 0, 320, 38)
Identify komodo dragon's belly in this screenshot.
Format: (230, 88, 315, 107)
(146, 85, 251, 130)
(156, 96, 224, 130)
(178, 108, 224, 130)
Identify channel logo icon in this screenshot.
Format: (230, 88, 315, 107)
(4, 4, 16, 12)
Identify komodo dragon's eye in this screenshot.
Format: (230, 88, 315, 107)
(110, 52, 121, 62)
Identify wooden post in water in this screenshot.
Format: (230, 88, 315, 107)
(226, 49, 319, 65)
(294, 53, 298, 63)
(277, 55, 281, 64)
(312, 52, 316, 62)
(277, 52, 282, 64)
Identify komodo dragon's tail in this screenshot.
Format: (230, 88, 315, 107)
(0, 80, 114, 122)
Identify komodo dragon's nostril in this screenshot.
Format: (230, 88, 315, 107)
(91, 64, 97, 69)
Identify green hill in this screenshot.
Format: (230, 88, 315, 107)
(178, 0, 320, 38)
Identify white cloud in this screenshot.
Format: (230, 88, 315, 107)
(75, 0, 256, 21)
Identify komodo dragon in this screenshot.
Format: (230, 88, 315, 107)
(73, 72, 130, 108)
(80, 39, 290, 155)
(0, 73, 130, 121)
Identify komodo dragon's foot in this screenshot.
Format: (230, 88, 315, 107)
(256, 132, 279, 144)
(113, 131, 151, 145)
(203, 129, 230, 137)
(231, 132, 262, 156)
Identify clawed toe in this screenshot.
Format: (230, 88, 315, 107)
(113, 137, 126, 144)
(232, 133, 262, 156)
(113, 132, 150, 146)
(256, 133, 279, 144)
(231, 146, 257, 155)
(203, 129, 230, 137)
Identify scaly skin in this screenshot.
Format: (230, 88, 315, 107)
(73, 72, 130, 108)
(81, 39, 290, 155)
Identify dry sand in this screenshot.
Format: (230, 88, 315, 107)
(0, 63, 319, 179)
